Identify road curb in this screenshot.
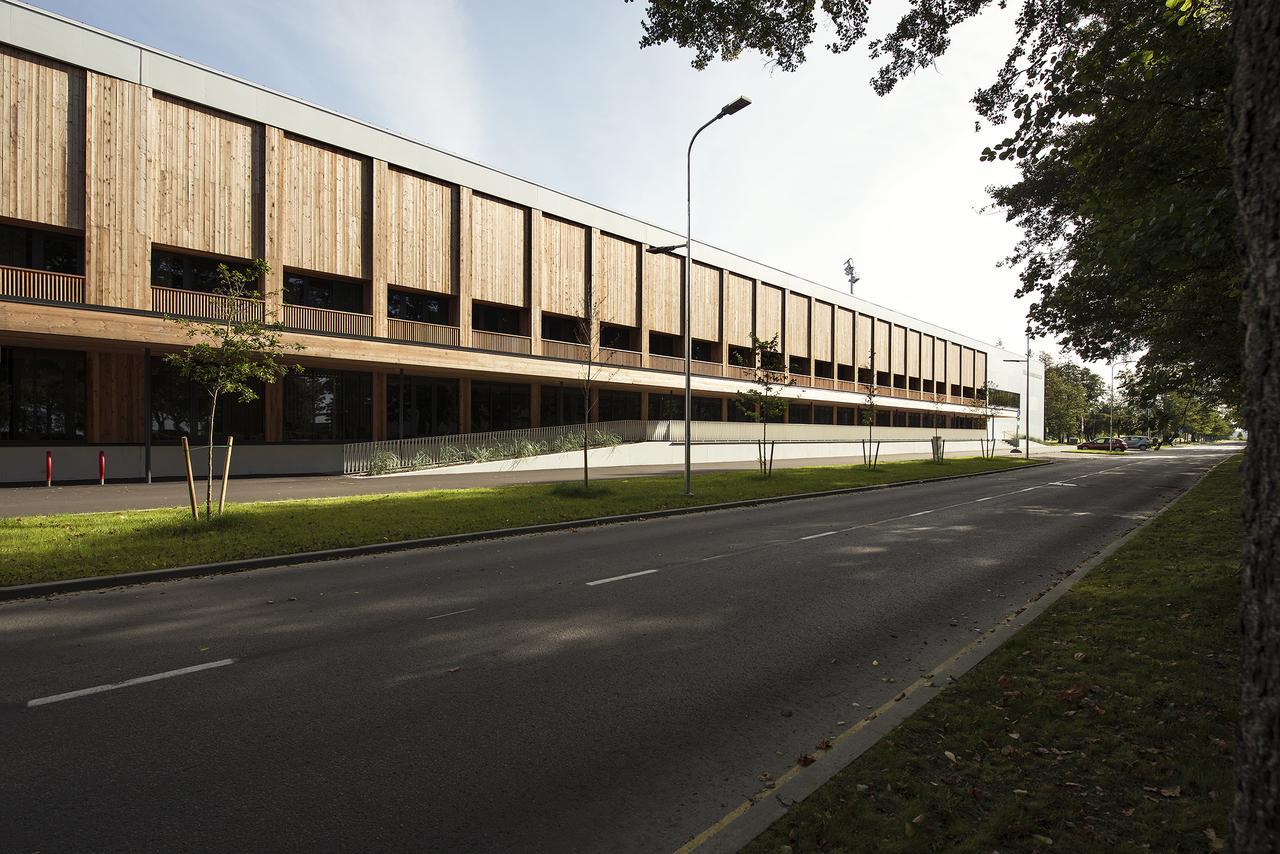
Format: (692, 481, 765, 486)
(0, 459, 1051, 602)
(690, 454, 1232, 854)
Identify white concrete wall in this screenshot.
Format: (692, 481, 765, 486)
(0, 444, 344, 484)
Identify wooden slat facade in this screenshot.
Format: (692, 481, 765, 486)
(384, 166, 455, 294)
(757, 284, 784, 348)
(786, 292, 809, 357)
(691, 262, 720, 342)
(921, 334, 935, 381)
(470, 193, 526, 307)
(87, 351, 144, 442)
(962, 346, 975, 390)
(149, 95, 258, 259)
(724, 273, 754, 347)
(891, 325, 907, 376)
(812, 301, 833, 362)
(644, 251, 682, 335)
(595, 232, 638, 327)
(947, 341, 962, 389)
(0, 47, 84, 229)
(280, 135, 366, 279)
(873, 319, 890, 374)
(975, 351, 988, 390)
(835, 307, 854, 367)
(855, 313, 873, 370)
(906, 329, 921, 379)
(539, 214, 587, 317)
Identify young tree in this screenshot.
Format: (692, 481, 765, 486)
(967, 380, 1003, 458)
(732, 334, 791, 476)
(164, 260, 301, 518)
(572, 285, 620, 491)
(860, 384, 880, 469)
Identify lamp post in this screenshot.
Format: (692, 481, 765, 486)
(1002, 335, 1032, 461)
(648, 95, 752, 496)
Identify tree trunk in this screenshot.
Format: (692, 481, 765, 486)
(1229, 1, 1280, 848)
(582, 389, 589, 490)
(206, 393, 218, 520)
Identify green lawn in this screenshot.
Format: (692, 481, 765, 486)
(745, 455, 1242, 853)
(0, 456, 1034, 587)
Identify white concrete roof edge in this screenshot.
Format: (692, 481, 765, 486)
(0, 0, 1028, 362)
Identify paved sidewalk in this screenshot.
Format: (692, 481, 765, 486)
(0, 444, 1050, 517)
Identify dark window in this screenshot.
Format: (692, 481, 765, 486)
(691, 340, 718, 363)
(0, 346, 85, 441)
(761, 350, 784, 371)
(284, 273, 365, 313)
(857, 367, 873, 384)
(908, 412, 922, 428)
(387, 375, 459, 439)
(598, 390, 642, 421)
(814, 360, 834, 379)
(951, 383, 962, 397)
(875, 410, 891, 427)
(877, 371, 891, 387)
(283, 369, 372, 442)
(837, 365, 855, 382)
(648, 393, 683, 420)
(693, 396, 722, 422)
(541, 314, 581, 344)
(729, 346, 754, 368)
(788, 403, 811, 424)
(729, 398, 756, 422)
(649, 332, 680, 358)
(789, 356, 810, 376)
(0, 223, 83, 275)
(600, 325, 636, 351)
(836, 407, 856, 426)
(892, 410, 907, 427)
(152, 249, 255, 294)
(149, 358, 264, 443)
(908, 377, 921, 391)
(473, 303, 523, 335)
(813, 405, 834, 425)
(922, 379, 934, 394)
(388, 290, 451, 325)
(471, 381, 530, 432)
(988, 388, 1021, 409)
(541, 385, 586, 427)
(893, 374, 907, 389)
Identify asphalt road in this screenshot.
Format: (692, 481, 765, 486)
(0, 446, 1233, 853)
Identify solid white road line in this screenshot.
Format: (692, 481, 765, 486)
(426, 608, 476, 621)
(27, 658, 237, 708)
(586, 569, 659, 587)
(800, 531, 838, 540)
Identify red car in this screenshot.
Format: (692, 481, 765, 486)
(1077, 437, 1128, 451)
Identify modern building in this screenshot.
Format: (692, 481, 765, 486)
(0, 1, 1043, 483)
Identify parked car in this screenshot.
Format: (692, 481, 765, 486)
(1122, 435, 1152, 450)
(1077, 437, 1128, 451)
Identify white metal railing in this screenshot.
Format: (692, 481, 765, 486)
(344, 419, 655, 474)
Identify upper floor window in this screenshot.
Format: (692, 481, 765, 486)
(473, 302, 523, 335)
(691, 340, 718, 363)
(0, 224, 82, 275)
(541, 314, 581, 344)
(388, 289, 452, 325)
(152, 249, 256, 294)
(284, 272, 365, 313)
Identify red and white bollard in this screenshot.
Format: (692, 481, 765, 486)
(99, 450, 106, 486)
(45, 451, 52, 487)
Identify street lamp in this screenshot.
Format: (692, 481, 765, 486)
(1003, 335, 1032, 461)
(649, 95, 752, 496)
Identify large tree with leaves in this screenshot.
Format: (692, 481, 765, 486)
(628, 0, 1278, 845)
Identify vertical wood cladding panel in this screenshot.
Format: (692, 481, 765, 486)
(149, 95, 258, 259)
(873, 319, 890, 374)
(962, 346, 975, 390)
(975, 351, 988, 389)
(86, 72, 149, 309)
(644, 251, 682, 335)
(470, 193, 527, 307)
(88, 351, 144, 443)
(921, 334, 935, 381)
(691, 262, 720, 341)
(935, 337, 948, 387)
(384, 166, 455, 294)
(947, 341, 962, 388)
(835, 308, 854, 366)
(595, 232, 638, 327)
(891, 325, 907, 375)
(756, 284, 784, 346)
(540, 214, 587, 317)
(906, 329, 921, 378)
(281, 135, 366, 279)
(812, 301, 833, 362)
(856, 313, 873, 370)
(724, 273, 754, 346)
(786, 292, 809, 357)
(0, 47, 84, 229)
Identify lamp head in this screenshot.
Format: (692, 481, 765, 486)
(720, 96, 752, 117)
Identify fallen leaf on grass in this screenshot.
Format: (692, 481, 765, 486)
(1160, 786, 1181, 798)
(447, 667, 462, 673)
(944, 750, 957, 764)
(1204, 828, 1225, 851)
(1073, 652, 1087, 662)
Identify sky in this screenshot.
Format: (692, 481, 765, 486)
(30, 0, 1060, 358)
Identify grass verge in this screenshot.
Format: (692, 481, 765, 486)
(0, 456, 1033, 587)
(745, 455, 1241, 853)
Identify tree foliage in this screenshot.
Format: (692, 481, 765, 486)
(733, 333, 792, 475)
